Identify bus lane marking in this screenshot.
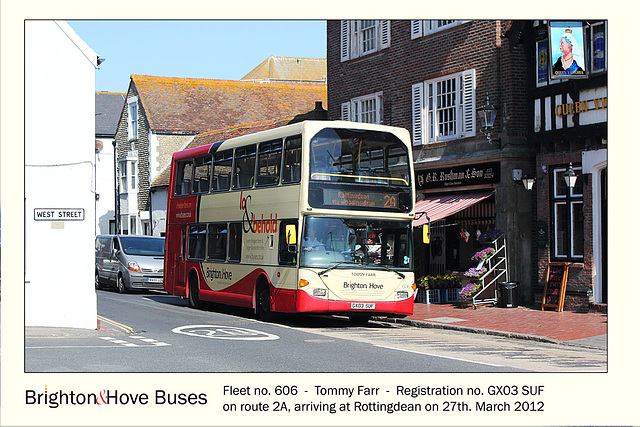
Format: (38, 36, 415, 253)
(171, 325, 280, 341)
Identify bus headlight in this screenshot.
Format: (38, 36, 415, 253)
(397, 291, 410, 300)
(313, 289, 327, 297)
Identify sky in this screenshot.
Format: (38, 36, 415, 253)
(68, 20, 327, 93)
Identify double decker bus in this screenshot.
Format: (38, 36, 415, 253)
(164, 120, 416, 323)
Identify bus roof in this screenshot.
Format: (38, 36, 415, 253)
(171, 120, 411, 161)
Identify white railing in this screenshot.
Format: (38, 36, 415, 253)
(472, 234, 508, 308)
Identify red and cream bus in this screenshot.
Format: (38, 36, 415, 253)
(163, 120, 416, 323)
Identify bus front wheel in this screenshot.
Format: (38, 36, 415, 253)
(255, 281, 274, 322)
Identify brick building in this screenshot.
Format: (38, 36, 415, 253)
(515, 20, 607, 311)
(327, 20, 536, 305)
(327, 19, 607, 311)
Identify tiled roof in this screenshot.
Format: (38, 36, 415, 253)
(241, 56, 327, 83)
(132, 74, 327, 133)
(95, 92, 126, 137)
(150, 116, 294, 188)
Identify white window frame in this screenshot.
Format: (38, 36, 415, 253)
(411, 69, 476, 145)
(127, 96, 138, 141)
(411, 20, 467, 39)
(118, 160, 128, 193)
(341, 92, 383, 124)
(130, 160, 137, 190)
(340, 20, 390, 62)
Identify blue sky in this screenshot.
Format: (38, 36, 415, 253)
(68, 20, 327, 93)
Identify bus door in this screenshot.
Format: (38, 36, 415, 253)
(176, 226, 188, 295)
(166, 224, 188, 297)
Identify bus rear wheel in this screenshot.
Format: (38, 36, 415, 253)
(188, 272, 202, 309)
(255, 281, 274, 322)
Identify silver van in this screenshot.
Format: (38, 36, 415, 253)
(95, 235, 165, 293)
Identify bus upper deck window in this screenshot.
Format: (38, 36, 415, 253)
(257, 140, 282, 187)
(282, 136, 302, 184)
(212, 150, 233, 191)
(232, 146, 256, 189)
(174, 159, 193, 196)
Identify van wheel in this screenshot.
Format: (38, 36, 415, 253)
(255, 281, 274, 322)
(188, 272, 202, 309)
(117, 275, 127, 294)
(95, 272, 102, 290)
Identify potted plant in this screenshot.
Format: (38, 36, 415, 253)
(479, 228, 502, 244)
(471, 247, 495, 263)
(459, 281, 482, 302)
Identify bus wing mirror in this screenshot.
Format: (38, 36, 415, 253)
(423, 224, 430, 244)
(285, 224, 297, 245)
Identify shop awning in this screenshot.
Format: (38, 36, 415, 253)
(413, 191, 494, 227)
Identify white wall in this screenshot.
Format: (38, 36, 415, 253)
(95, 137, 116, 234)
(24, 20, 98, 329)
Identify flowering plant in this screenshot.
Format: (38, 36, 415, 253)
(464, 266, 487, 279)
(417, 275, 461, 289)
(471, 247, 495, 263)
(480, 228, 502, 243)
(459, 282, 482, 300)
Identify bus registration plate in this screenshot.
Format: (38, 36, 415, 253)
(351, 303, 375, 310)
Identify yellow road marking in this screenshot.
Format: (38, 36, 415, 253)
(98, 315, 135, 334)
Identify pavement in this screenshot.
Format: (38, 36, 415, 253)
(381, 301, 608, 350)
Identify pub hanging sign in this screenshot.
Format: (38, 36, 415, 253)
(415, 161, 500, 190)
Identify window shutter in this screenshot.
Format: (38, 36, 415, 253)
(341, 102, 351, 121)
(410, 20, 423, 39)
(379, 20, 390, 49)
(411, 83, 425, 145)
(340, 20, 350, 62)
(461, 69, 476, 137)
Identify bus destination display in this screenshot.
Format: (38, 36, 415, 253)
(323, 189, 398, 209)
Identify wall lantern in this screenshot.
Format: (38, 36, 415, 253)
(563, 162, 578, 189)
(477, 93, 502, 149)
(513, 168, 535, 190)
(522, 176, 536, 190)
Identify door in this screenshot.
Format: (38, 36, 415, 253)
(176, 226, 188, 296)
(164, 224, 188, 296)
